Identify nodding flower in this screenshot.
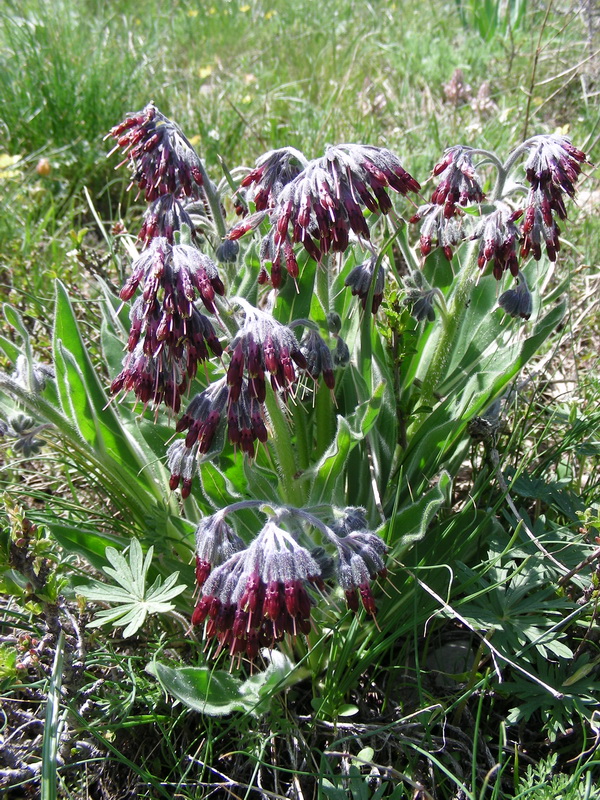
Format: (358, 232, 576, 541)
(333, 529, 388, 616)
(430, 146, 485, 217)
(410, 203, 465, 261)
(107, 103, 205, 202)
(226, 299, 308, 404)
(194, 513, 245, 588)
(474, 206, 521, 280)
(240, 147, 307, 211)
(520, 135, 588, 262)
(192, 520, 322, 660)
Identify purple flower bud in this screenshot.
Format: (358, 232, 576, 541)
(498, 273, 533, 320)
(344, 257, 385, 313)
(431, 146, 485, 217)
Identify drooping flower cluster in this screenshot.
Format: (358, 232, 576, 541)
(107, 103, 205, 202)
(110, 237, 224, 412)
(474, 206, 521, 279)
(227, 300, 308, 403)
(138, 195, 198, 246)
(410, 203, 464, 261)
(410, 146, 484, 261)
(190, 505, 388, 661)
(520, 136, 588, 262)
(335, 530, 388, 615)
(240, 147, 307, 211)
(410, 135, 588, 284)
(169, 304, 339, 480)
(431, 146, 485, 217)
(192, 519, 321, 659)
(228, 143, 420, 287)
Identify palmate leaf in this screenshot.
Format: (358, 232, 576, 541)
(79, 539, 186, 637)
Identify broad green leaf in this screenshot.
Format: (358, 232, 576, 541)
(309, 416, 354, 506)
(273, 250, 316, 325)
(385, 471, 452, 553)
(52, 280, 151, 481)
(146, 661, 255, 715)
(147, 651, 302, 717)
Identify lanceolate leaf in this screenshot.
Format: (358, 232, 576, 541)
(52, 280, 157, 487)
(400, 298, 566, 498)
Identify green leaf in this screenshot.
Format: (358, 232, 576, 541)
(146, 661, 255, 715)
(308, 416, 354, 506)
(79, 539, 186, 637)
(52, 280, 153, 483)
(146, 651, 303, 717)
(385, 471, 452, 552)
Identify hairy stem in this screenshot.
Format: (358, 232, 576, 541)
(414, 239, 480, 415)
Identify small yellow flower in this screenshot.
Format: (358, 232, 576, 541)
(188, 134, 201, 147)
(188, 8, 199, 17)
(208, 6, 217, 14)
(198, 65, 213, 79)
(554, 124, 570, 136)
(240, 4, 250, 11)
(241, 94, 253, 105)
(0, 153, 22, 180)
(265, 9, 276, 19)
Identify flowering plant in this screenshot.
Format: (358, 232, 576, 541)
(0, 102, 589, 702)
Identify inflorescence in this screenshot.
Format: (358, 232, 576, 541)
(191, 503, 388, 662)
(410, 137, 589, 275)
(107, 106, 589, 489)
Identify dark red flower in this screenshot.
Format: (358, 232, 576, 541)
(107, 104, 205, 202)
(192, 521, 321, 660)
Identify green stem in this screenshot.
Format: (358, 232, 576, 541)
(264, 388, 303, 506)
(314, 382, 333, 460)
(195, 161, 228, 240)
(415, 239, 480, 415)
(292, 400, 311, 470)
